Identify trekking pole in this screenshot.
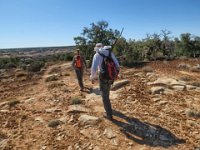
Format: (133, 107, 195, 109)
(112, 27, 124, 49)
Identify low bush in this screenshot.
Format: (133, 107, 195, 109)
(70, 97, 82, 105)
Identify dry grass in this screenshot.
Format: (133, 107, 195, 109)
(15, 71, 27, 78)
(7, 100, 20, 107)
(49, 67, 62, 75)
(189, 81, 200, 87)
(179, 76, 193, 82)
(177, 63, 191, 70)
(142, 66, 154, 73)
(70, 97, 83, 105)
(186, 108, 200, 118)
(47, 82, 65, 89)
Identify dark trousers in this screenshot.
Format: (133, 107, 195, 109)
(99, 77, 113, 118)
(75, 68, 84, 89)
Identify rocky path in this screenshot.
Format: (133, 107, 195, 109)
(1, 60, 200, 150)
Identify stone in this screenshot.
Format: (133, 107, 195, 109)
(80, 128, 100, 139)
(172, 85, 185, 91)
(152, 97, 161, 102)
(42, 146, 47, 150)
(45, 74, 59, 82)
(0, 139, 9, 149)
(158, 100, 168, 105)
(103, 128, 116, 139)
(59, 117, 69, 124)
(151, 86, 165, 94)
(150, 77, 186, 86)
(69, 115, 74, 123)
(0, 110, 9, 113)
(67, 105, 90, 113)
(45, 108, 62, 113)
(110, 138, 119, 146)
(111, 79, 130, 91)
(78, 115, 99, 125)
(68, 146, 73, 150)
(35, 117, 45, 123)
(186, 85, 197, 90)
(24, 98, 35, 103)
(93, 146, 100, 150)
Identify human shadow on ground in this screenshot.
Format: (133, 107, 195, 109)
(89, 87, 101, 95)
(112, 110, 185, 148)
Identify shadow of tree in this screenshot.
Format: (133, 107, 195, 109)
(112, 110, 185, 148)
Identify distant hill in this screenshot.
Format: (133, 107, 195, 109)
(0, 46, 75, 52)
(0, 46, 76, 58)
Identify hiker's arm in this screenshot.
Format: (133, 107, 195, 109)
(90, 54, 99, 80)
(71, 56, 76, 69)
(83, 56, 87, 70)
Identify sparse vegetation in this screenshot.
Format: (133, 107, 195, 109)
(49, 67, 61, 75)
(15, 71, 27, 78)
(179, 76, 192, 82)
(142, 66, 154, 73)
(177, 63, 191, 70)
(70, 97, 82, 105)
(45, 74, 59, 82)
(190, 81, 200, 87)
(48, 120, 61, 128)
(47, 82, 65, 89)
(7, 100, 20, 107)
(186, 108, 200, 118)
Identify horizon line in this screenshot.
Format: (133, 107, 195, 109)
(0, 45, 76, 50)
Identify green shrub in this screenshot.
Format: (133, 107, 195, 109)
(15, 71, 27, 78)
(27, 61, 45, 72)
(70, 97, 82, 105)
(186, 108, 200, 118)
(48, 120, 61, 128)
(7, 100, 20, 107)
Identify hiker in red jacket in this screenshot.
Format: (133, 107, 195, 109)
(72, 49, 87, 91)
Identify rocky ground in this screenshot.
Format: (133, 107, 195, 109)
(0, 59, 200, 150)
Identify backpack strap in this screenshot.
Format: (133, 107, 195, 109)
(98, 52, 106, 58)
(98, 50, 112, 58)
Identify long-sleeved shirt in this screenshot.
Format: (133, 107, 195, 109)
(90, 48, 120, 80)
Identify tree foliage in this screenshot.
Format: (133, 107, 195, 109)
(74, 21, 121, 60)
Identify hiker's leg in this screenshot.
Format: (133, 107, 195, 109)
(100, 79, 112, 118)
(79, 69, 84, 89)
(75, 69, 83, 89)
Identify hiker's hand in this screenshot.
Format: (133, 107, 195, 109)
(91, 80, 95, 84)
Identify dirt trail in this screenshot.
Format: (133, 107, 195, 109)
(1, 60, 200, 150)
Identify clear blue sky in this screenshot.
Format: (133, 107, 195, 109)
(0, 0, 200, 48)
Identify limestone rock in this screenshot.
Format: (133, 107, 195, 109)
(67, 105, 90, 113)
(111, 79, 130, 91)
(78, 115, 99, 125)
(80, 128, 100, 139)
(103, 128, 116, 139)
(151, 86, 165, 94)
